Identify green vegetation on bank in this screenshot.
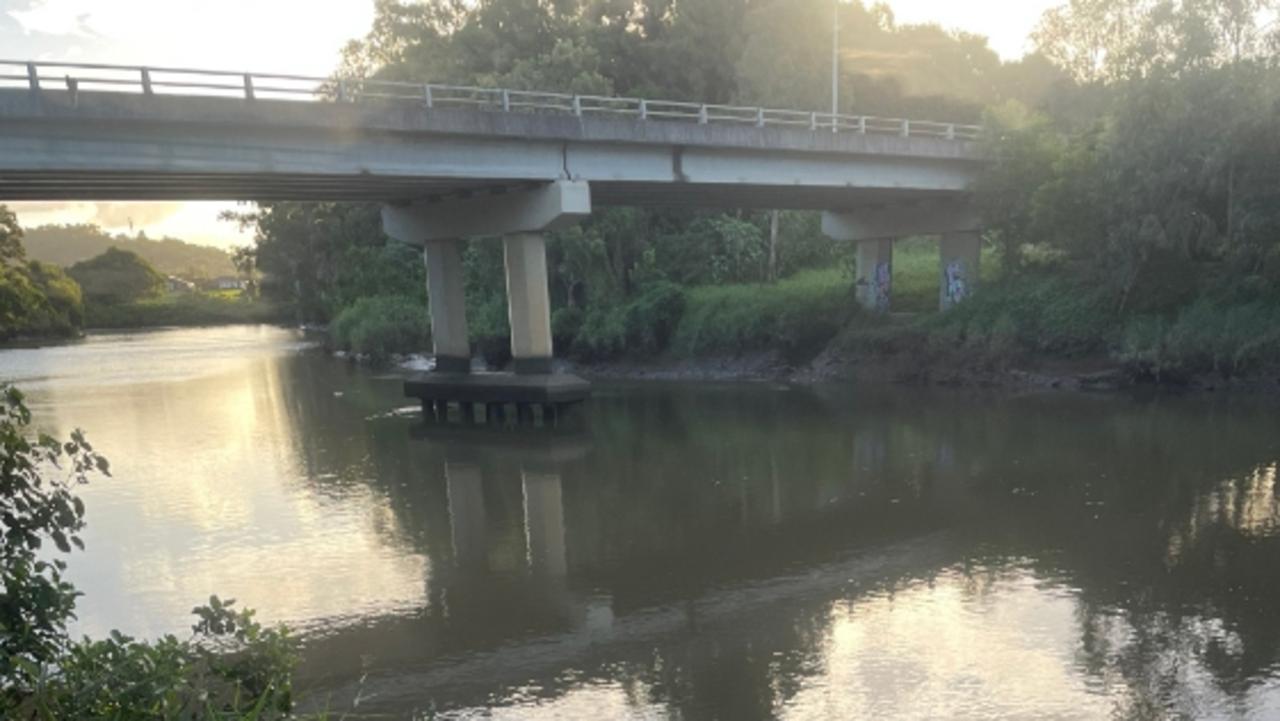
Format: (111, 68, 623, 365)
(1, 218, 279, 340)
(330, 294, 431, 362)
(84, 292, 283, 330)
(1, 208, 84, 342)
(0, 386, 301, 719)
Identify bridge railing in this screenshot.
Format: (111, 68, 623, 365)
(0, 59, 982, 142)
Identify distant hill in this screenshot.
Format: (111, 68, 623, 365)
(22, 224, 236, 279)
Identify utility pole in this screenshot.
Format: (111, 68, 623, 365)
(832, 0, 840, 128)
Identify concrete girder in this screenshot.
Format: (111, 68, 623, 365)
(381, 180, 591, 244)
(820, 199, 980, 243)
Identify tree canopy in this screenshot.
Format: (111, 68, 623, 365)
(67, 247, 167, 306)
(0, 207, 84, 341)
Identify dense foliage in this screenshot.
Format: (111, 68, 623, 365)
(0, 385, 299, 719)
(0, 208, 85, 341)
(330, 294, 432, 362)
(67, 247, 167, 306)
(83, 293, 283, 330)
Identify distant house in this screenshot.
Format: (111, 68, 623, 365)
(166, 276, 197, 294)
(212, 276, 246, 291)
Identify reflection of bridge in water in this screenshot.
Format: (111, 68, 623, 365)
(300, 414, 962, 716)
(284, 377, 1280, 718)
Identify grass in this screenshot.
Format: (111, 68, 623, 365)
(669, 268, 855, 360)
(85, 293, 283, 329)
(890, 236, 1002, 312)
(1120, 299, 1280, 381)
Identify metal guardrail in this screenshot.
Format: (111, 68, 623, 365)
(0, 59, 982, 141)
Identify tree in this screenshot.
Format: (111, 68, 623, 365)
(0, 205, 24, 267)
(0, 207, 85, 340)
(231, 245, 258, 298)
(67, 247, 166, 306)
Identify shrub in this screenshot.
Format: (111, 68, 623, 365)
(469, 294, 512, 369)
(0, 385, 299, 718)
(330, 294, 431, 363)
(0, 262, 84, 340)
(572, 281, 687, 360)
(923, 274, 1117, 358)
(670, 269, 850, 361)
(1119, 300, 1280, 380)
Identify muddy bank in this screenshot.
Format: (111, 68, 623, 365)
(573, 348, 1280, 395)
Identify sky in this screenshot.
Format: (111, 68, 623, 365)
(0, 0, 1056, 251)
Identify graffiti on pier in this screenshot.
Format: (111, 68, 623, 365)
(873, 260, 892, 313)
(944, 259, 968, 307)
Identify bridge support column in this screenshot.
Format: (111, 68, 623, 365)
(423, 240, 471, 373)
(504, 233, 554, 375)
(854, 239, 894, 313)
(387, 181, 593, 418)
(939, 231, 981, 310)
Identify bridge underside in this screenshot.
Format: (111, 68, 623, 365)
(0, 170, 960, 210)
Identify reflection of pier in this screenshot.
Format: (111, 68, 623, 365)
(414, 423, 590, 580)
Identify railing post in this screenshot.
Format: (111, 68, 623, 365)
(243, 74, 255, 100)
(859, 116, 867, 134)
(572, 95, 582, 116)
(140, 68, 153, 95)
(698, 104, 708, 124)
(810, 112, 818, 131)
(901, 119, 910, 137)
(26, 63, 39, 91)
(946, 124, 956, 140)
(336, 79, 348, 102)
(501, 89, 510, 112)
(423, 84, 433, 108)
(756, 107, 765, 128)
(638, 98, 647, 120)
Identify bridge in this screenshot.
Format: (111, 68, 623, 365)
(0, 60, 987, 405)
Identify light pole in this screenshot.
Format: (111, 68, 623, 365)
(831, 0, 840, 129)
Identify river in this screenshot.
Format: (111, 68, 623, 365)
(4, 325, 1280, 719)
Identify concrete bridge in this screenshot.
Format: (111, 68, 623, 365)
(0, 61, 987, 401)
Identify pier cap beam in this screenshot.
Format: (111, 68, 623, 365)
(821, 199, 979, 243)
(382, 180, 592, 244)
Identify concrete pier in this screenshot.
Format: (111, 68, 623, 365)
(384, 181, 592, 422)
(423, 239, 471, 373)
(854, 239, 894, 313)
(822, 201, 984, 312)
(504, 233, 554, 375)
(940, 231, 982, 310)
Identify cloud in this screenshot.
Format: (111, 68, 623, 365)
(6, 0, 98, 37)
(7, 201, 184, 229)
(91, 202, 184, 228)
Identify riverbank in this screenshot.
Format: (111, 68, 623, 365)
(83, 293, 285, 330)
(576, 326, 1280, 394)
